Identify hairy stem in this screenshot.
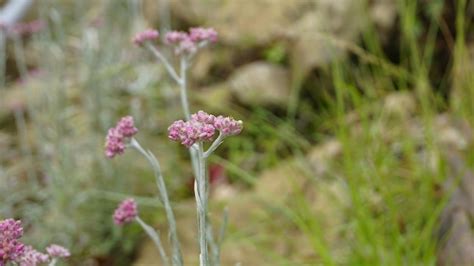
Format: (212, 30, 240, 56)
(146, 43, 181, 83)
(131, 138, 183, 266)
(196, 142, 209, 265)
(135, 216, 170, 266)
(204, 132, 225, 158)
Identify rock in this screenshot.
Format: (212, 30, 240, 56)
(228, 61, 290, 106)
(196, 61, 291, 109)
(438, 151, 474, 266)
(195, 83, 232, 112)
(370, 0, 398, 40)
(383, 91, 416, 117)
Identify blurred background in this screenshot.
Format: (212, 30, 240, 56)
(0, 0, 473, 265)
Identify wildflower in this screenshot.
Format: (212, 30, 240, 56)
(113, 198, 138, 225)
(176, 37, 197, 55)
(165, 31, 188, 44)
(132, 29, 159, 46)
(214, 116, 243, 136)
(168, 119, 216, 148)
(189, 27, 218, 43)
(168, 111, 243, 147)
(105, 127, 125, 158)
(46, 245, 70, 258)
(0, 219, 25, 265)
(116, 116, 138, 138)
(10, 20, 46, 36)
(17, 246, 49, 266)
(105, 116, 138, 158)
(191, 110, 216, 124)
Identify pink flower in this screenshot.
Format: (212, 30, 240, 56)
(189, 27, 218, 43)
(113, 198, 138, 225)
(0, 219, 23, 239)
(6, 20, 46, 36)
(132, 29, 159, 46)
(214, 116, 243, 136)
(168, 111, 242, 147)
(168, 118, 216, 147)
(104, 116, 138, 158)
(176, 37, 197, 55)
(165, 31, 188, 44)
(191, 111, 216, 124)
(46, 245, 70, 258)
(16, 245, 48, 266)
(116, 116, 138, 138)
(0, 219, 25, 265)
(105, 127, 125, 158)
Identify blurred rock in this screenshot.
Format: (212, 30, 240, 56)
(370, 0, 397, 40)
(229, 61, 290, 106)
(383, 91, 416, 117)
(144, 0, 397, 72)
(307, 139, 342, 176)
(438, 151, 474, 266)
(197, 61, 291, 108)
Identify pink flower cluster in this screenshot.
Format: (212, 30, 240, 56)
(18, 246, 49, 266)
(105, 116, 138, 158)
(132, 29, 159, 46)
(0, 20, 46, 37)
(46, 244, 70, 258)
(132, 27, 218, 54)
(0, 219, 70, 266)
(0, 219, 25, 265)
(113, 198, 138, 225)
(165, 27, 218, 55)
(189, 27, 218, 43)
(168, 111, 243, 147)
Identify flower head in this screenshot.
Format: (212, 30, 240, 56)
(0, 219, 25, 264)
(165, 31, 188, 44)
(168, 111, 242, 147)
(46, 245, 70, 258)
(17, 246, 49, 266)
(191, 111, 216, 124)
(164, 27, 217, 55)
(176, 37, 197, 55)
(214, 116, 243, 136)
(105, 127, 125, 158)
(10, 20, 46, 36)
(113, 198, 138, 225)
(116, 116, 138, 138)
(189, 27, 218, 43)
(104, 116, 138, 158)
(168, 119, 216, 147)
(132, 29, 159, 46)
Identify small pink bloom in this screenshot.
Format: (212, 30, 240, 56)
(191, 111, 216, 124)
(176, 37, 197, 55)
(104, 116, 138, 158)
(105, 127, 125, 158)
(46, 245, 70, 258)
(0, 219, 25, 265)
(113, 198, 138, 225)
(17, 245, 49, 266)
(167, 115, 217, 148)
(116, 116, 138, 138)
(9, 20, 46, 36)
(132, 29, 159, 46)
(214, 116, 243, 136)
(165, 31, 188, 44)
(189, 27, 218, 43)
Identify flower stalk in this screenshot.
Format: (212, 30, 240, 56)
(109, 27, 242, 266)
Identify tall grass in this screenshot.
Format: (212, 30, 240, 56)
(239, 0, 473, 265)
